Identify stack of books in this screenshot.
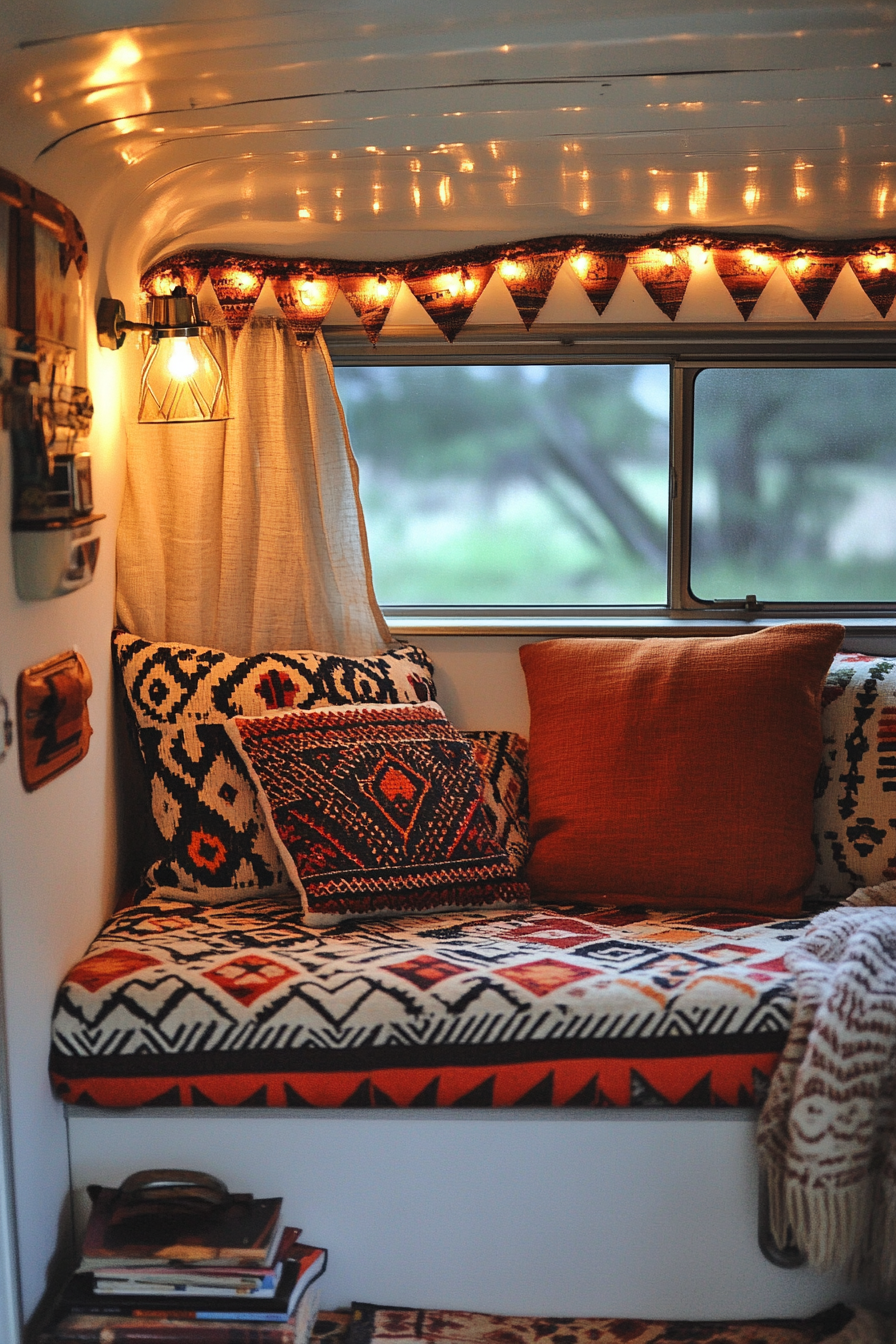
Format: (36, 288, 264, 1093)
(42, 1183, 327, 1344)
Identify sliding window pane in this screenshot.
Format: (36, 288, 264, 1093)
(335, 364, 669, 605)
(691, 367, 896, 602)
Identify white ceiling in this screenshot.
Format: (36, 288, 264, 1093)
(0, 1, 894, 274)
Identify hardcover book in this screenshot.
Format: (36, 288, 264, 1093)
(79, 1188, 282, 1269)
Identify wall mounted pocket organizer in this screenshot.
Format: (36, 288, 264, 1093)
(1, 166, 103, 600)
(17, 649, 92, 791)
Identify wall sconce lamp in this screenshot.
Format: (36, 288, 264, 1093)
(97, 286, 230, 423)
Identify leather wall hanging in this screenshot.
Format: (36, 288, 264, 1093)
(17, 649, 92, 791)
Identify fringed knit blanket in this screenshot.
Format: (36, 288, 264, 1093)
(756, 901, 896, 1290)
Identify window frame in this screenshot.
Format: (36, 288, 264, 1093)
(326, 321, 896, 637)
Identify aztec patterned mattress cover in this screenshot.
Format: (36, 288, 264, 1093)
(50, 895, 816, 1110)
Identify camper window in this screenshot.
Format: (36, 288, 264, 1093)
(328, 325, 896, 627)
(335, 362, 670, 609)
(690, 366, 896, 605)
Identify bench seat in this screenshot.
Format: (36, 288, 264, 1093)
(49, 895, 820, 1110)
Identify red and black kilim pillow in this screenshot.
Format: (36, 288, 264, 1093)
(114, 632, 437, 904)
(225, 701, 531, 927)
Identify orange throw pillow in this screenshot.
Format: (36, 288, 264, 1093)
(519, 624, 844, 915)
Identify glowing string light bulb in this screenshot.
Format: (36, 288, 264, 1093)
(498, 259, 525, 281)
(740, 248, 774, 271)
(299, 273, 327, 307)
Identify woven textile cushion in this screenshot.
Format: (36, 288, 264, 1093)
(461, 730, 529, 872)
(224, 701, 531, 928)
(520, 623, 844, 915)
(810, 651, 896, 897)
(114, 632, 436, 904)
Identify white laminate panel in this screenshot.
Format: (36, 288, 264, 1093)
(68, 1110, 847, 1321)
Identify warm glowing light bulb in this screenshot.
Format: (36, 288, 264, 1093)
(688, 245, 710, 269)
(166, 339, 199, 382)
(498, 259, 524, 281)
(444, 271, 463, 298)
(375, 274, 390, 300)
(570, 253, 590, 279)
(463, 273, 476, 295)
(790, 254, 811, 274)
(300, 277, 327, 307)
(660, 251, 676, 267)
(866, 251, 895, 272)
(740, 248, 773, 270)
(229, 270, 257, 292)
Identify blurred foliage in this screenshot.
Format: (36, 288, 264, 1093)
(692, 368, 896, 600)
(334, 363, 896, 606)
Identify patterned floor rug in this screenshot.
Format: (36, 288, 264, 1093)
(311, 1303, 892, 1344)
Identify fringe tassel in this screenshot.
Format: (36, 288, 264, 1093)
(764, 1165, 896, 1288)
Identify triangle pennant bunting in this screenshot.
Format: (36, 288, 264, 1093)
(208, 262, 265, 336)
(144, 261, 210, 300)
(495, 250, 566, 328)
(627, 245, 692, 319)
(270, 271, 339, 343)
(404, 262, 494, 342)
(337, 271, 403, 345)
(567, 250, 627, 316)
(60, 213, 89, 279)
(712, 245, 778, 319)
(848, 248, 896, 317)
(143, 233, 896, 337)
(780, 251, 846, 318)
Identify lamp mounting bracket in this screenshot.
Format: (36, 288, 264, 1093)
(96, 297, 152, 351)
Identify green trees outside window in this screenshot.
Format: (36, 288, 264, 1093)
(334, 362, 896, 608)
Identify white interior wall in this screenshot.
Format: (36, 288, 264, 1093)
(67, 1109, 849, 1321)
(0, 263, 126, 1320)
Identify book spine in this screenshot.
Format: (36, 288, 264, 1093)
(41, 1321, 295, 1344)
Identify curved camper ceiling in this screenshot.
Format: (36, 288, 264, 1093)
(1, 0, 894, 283)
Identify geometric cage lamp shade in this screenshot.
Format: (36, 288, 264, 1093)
(97, 286, 230, 424)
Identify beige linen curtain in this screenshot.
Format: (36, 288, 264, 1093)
(117, 317, 390, 656)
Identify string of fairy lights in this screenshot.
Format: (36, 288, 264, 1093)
(140, 231, 896, 345)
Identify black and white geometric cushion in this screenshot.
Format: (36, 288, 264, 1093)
(114, 632, 436, 903)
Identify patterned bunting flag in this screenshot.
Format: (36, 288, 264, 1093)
(143, 233, 896, 335)
(848, 247, 896, 317)
(567, 250, 627, 316)
(404, 263, 494, 341)
(627, 245, 692, 319)
(337, 272, 404, 345)
(59, 213, 88, 279)
(143, 261, 209, 299)
(208, 262, 265, 336)
(495, 250, 566, 328)
(712, 245, 778, 319)
(271, 272, 339, 343)
(780, 252, 845, 318)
